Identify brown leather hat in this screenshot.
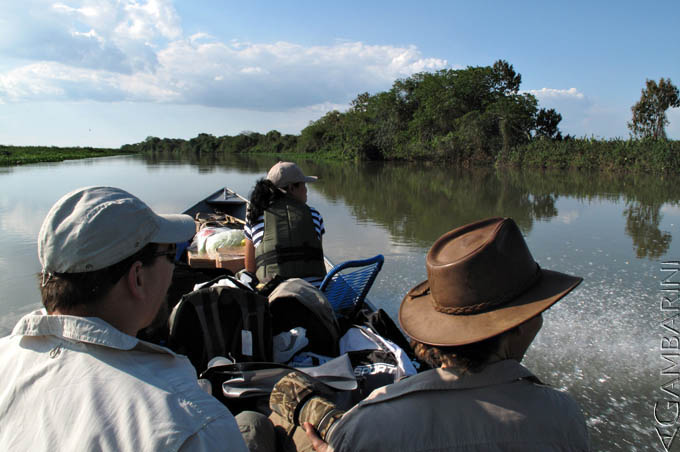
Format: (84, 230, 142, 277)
(399, 217, 582, 346)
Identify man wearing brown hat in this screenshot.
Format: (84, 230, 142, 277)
(0, 187, 249, 451)
(302, 217, 590, 451)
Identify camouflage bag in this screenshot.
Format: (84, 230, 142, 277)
(270, 371, 346, 441)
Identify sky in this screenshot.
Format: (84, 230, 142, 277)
(0, 0, 678, 148)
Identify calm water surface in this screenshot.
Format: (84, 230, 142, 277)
(1, 154, 678, 451)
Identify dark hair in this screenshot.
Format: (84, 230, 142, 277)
(39, 243, 159, 313)
(410, 333, 504, 373)
(247, 178, 301, 224)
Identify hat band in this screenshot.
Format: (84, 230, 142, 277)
(431, 264, 542, 315)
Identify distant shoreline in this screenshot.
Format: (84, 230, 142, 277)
(0, 145, 135, 166)
(4, 138, 679, 173)
(127, 134, 680, 173)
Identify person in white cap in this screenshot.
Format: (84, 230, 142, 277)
(0, 186, 249, 452)
(244, 161, 327, 287)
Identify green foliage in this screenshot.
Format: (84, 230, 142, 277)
(122, 130, 301, 160)
(501, 137, 680, 172)
(492, 59, 522, 94)
(628, 78, 680, 139)
(535, 108, 563, 139)
(0, 145, 131, 166)
(292, 60, 546, 162)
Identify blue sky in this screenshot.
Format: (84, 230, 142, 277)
(1, 0, 678, 147)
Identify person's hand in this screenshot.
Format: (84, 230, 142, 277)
(303, 422, 331, 452)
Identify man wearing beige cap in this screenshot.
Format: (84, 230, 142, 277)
(244, 161, 327, 286)
(0, 187, 248, 451)
(295, 217, 590, 451)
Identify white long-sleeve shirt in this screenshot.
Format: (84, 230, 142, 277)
(0, 310, 248, 452)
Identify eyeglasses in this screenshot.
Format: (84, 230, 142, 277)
(153, 245, 177, 264)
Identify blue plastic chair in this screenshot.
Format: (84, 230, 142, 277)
(319, 254, 384, 316)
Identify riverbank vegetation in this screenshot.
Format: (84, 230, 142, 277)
(0, 145, 131, 166)
(501, 137, 680, 172)
(124, 61, 679, 173)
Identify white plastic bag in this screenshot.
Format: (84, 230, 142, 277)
(205, 229, 245, 254)
(194, 227, 223, 254)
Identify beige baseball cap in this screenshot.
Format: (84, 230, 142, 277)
(38, 186, 196, 274)
(266, 162, 318, 188)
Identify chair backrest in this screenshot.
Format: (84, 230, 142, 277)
(319, 254, 384, 316)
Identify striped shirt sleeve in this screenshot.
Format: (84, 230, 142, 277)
(310, 207, 325, 238)
(244, 215, 265, 246)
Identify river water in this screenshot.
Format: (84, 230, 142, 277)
(1, 153, 677, 451)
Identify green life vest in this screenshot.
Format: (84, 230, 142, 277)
(254, 195, 326, 281)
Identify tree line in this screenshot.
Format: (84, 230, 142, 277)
(122, 61, 678, 170)
(0, 145, 126, 166)
(123, 60, 563, 162)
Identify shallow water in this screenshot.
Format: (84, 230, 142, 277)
(1, 154, 677, 451)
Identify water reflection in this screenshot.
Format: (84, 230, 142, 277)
(305, 163, 549, 246)
(142, 149, 267, 174)
(142, 151, 679, 259)
(624, 201, 672, 259)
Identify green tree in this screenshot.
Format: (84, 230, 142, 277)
(628, 78, 680, 139)
(535, 108, 563, 139)
(492, 60, 521, 94)
(295, 60, 554, 161)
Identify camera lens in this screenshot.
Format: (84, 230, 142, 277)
(298, 395, 345, 441)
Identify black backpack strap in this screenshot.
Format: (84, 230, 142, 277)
(234, 291, 269, 361)
(255, 298, 268, 360)
(206, 288, 227, 357)
(193, 289, 219, 365)
(236, 294, 254, 359)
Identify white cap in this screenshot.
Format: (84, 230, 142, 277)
(266, 162, 318, 188)
(38, 186, 196, 274)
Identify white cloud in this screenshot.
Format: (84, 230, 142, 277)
(526, 87, 585, 100)
(50, 0, 180, 41)
(667, 107, 680, 139)
(115, 0, 181, 41)
(0, 62, 178, 103)
(52, 2, 99, 18)
(0, 0, 180, 73)
(523, 86, 632, 138)
(152, 38, 447, 110)
(0, 3, 448, 111)
(72, 28, 103, 42)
